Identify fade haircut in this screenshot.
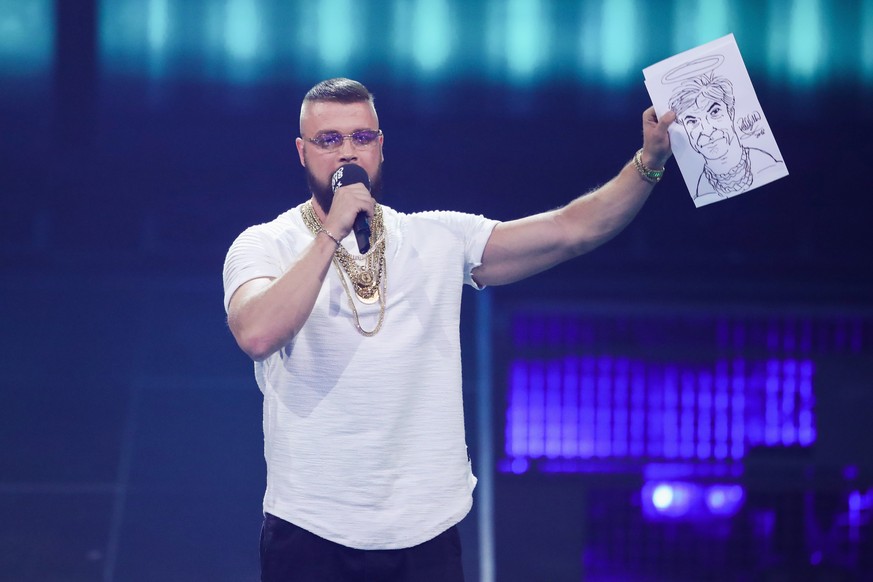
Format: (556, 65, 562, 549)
(300, 78, 375, 134)
(304, 77, 374, 104)
(668, 73, 736, 120)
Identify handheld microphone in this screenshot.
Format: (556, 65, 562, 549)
(331, 164, 371, 254)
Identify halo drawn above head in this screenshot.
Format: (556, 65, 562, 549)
(661, 55, 725, 84)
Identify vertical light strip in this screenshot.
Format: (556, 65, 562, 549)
(577, 2, 600, 78)
(391, 0, 411, 69)
(765, 359, 780, 445)
(579, 357, 595, 458)
(781, 360, 798, 445)
(595, 357, 612, 457)
(146, 0, 168, 78)
(662, 366, 679, 459)
(630, 363, 646, 457)
(224, 0, 259, 61)
(673, 0, 730, 52)
(0, 0, 55, 75)
(506, 361, 528, 457)
(746, 362, 765, 447)
(613, 360, 629, 457)
(505, 0, 545, 80)
(864, 0, 873, 84)
(694, 0, 729, 46)
(730, 361, 746, 459)
(798, 360, 815, 444)
(475, 290, 495, 582)
(679, 371, 695, 459)
(599, 0, 636, 82)
(647, 365, 664, 458)
(697, 372, 713, 459)
(713, 361, 729, 459)
(485, 0, 503, 77)
(766, 0, 788, 82)
(146, 0, 168, 51)
(787, 0, 823, 85)
(317, 0, 353, 69)
(528, 361, 545, 457)
(545, 360, 562, 458)
(561, 357, 579, 458)
(412, 0, 451, 73)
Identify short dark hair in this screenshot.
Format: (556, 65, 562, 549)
(303, 78, 374, 105)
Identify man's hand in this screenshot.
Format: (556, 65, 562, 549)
(641, 107, 675, 170)
(322, 183, 374, 240)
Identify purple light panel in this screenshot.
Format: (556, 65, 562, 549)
(504, 356, 816, 466)
(501, 312, 871, 472)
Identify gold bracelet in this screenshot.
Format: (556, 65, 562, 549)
(633, 148, 665, 184)
(317, 227, 341, 246)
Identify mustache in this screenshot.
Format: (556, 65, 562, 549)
(696, 129, 732, 147)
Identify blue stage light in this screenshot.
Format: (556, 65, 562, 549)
(642, 481, 745, 521)
(79, 0, 873, 90)
(705, 484, 745, 517)
(642, 481, 698, 519)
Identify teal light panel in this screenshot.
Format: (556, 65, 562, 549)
(505, 0, 547, 80)
(863, 0, 873, 83)
(599, 0, 636, 82)
(84, 0, 872, 90)
(0, 0, 54, 76)
(412, 0, 451, 73)
(225, 0, 260, 61)
(146, 0, 168, 52)
(316, 0, 354, 70)
(786, 0, 823, 85)
(672, 0, 731, 54)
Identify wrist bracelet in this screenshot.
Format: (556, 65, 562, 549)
(633, 148, 665, 184)
(317, 227, 341, 246)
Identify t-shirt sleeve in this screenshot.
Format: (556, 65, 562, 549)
(417, 210, 499, 290)
(222, 226, 285, 312)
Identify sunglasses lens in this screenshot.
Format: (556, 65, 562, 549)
(315, 132, 343, 149)
(310, 130, 379, 150)
(352, 130, 379, 146)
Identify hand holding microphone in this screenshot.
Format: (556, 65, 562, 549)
(331, 164, 372, 254)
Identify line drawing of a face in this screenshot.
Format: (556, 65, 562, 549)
(669, 73, 739, 162)
(648, 38, 788, 205)
(680, 94, 736, 160)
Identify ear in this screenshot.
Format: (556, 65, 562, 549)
(295, 137, 306, 167)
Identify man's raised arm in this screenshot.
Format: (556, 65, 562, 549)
(472, 107, 675, 287)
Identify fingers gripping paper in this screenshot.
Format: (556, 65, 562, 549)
(643, 34, 789, 208)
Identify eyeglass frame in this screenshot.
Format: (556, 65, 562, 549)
(304, 129, 384, 152)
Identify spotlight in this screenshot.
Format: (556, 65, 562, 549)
(705, 485, 745, 517)
(642, 481, 698, 518)
(642, 481, 746, 521)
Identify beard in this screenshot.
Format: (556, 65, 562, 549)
(306, 162, 383, 214)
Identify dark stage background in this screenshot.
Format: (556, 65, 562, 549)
(2, 1, 872, 580)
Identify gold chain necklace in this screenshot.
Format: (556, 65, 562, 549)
(301, 200, 387, 336)
(704, 146, 753, 196)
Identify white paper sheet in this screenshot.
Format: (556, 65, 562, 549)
(643, 34, 788, 208)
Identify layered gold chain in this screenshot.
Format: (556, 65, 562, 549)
(301, 200, 387, 336)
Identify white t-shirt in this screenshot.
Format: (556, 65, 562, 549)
(223, 202, 498, 550)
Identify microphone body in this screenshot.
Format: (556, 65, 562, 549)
(331, 164, 372, 254)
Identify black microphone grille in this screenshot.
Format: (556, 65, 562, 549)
(331, 164, 370, 193)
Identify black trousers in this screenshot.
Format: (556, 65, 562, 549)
(260, 513, 466, 582)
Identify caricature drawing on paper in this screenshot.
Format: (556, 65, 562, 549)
(643, 34, 788, 208)
(668, 69, 784, 205)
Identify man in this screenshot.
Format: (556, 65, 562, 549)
(223, 77, 674, 581)
(668, 73, 783, 205)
